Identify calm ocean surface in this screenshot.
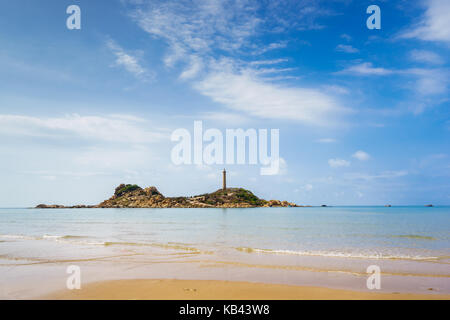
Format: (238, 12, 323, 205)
(1, 206, 449, 297)
(1, 206, 449, 261)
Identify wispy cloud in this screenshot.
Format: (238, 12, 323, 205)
(0, 114, 166, 143)
(128, 0, 346, 126)
(335, 44, 359, 53)
(340, 33, 352, 42)
(407, 68, 449, 97)
(399, 0, 450, 43)
(410, 49, 445, 65)
(328, 158, 350, 168)
(131, 0, 262, 63)
(316, 138, 337, 143)
(352, 150, 370, 161)
(195, 61, 345, 125)
(345, 171, 408, 181)
(73, 145, 157, 170)
(106, 39, 152, 80)
(338, 62, 393, 76)
(21, 170, 109, 179)
(179, 55, 203, 80)
(337, 61, 448, 113)
(199, 111, 249, 124)
(249, 58, 289, 66)
(251, 41, 288, 55)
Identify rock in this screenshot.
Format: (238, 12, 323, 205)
(36, 204, 65, 209)
(36, 185, 300, 208)
(268, 200, 281, 207)
(144, 186, 163, 197)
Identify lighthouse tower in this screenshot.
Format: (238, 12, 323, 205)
(222, 169, 227, 190)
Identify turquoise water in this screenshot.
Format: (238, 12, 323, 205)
(1, 206, 449, 297)
(0, 206, 449, 261)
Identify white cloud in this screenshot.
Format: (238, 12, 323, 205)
(179, 55, 203, 80)
(195, 66, 345, 126)
(410, 49, 444, 65)
(346, 171, 408, 181)
(337, 61, 448, 110)
(322, 85, 349, 95)
(340, 34, 352, 42)
(252, 67, 296, 76)
(278, 157, 288, 175)
(249, 59, 289, 66)
(22, 170, 108, 179)
(0, 114, 166, 143)
(73, 145, 157, 170)
(338, 62, 393, 76)
(328, 158, 350, 168)
(106, 39, 151, 80)
(399, 0, 450, 43)
(296, 183, 313, 192)
(406, 68, 448, 96)
(131, 0, 262, 62)
(200, 112, 249, 124)
(339, 62, 448, 95)
(352, 150, 370, 161)
(316, 138, 336, 143)
(252, 41, 288, 55)
(130, 0, 347, 126)
(335, 44, 359, 53)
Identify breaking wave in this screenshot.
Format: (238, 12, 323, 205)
(235, 247, 439, 261)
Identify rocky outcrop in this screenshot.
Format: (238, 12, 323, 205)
(36, 204, 66, 209)
(36, 184, 299, 208)
(35, 204, 96, 209)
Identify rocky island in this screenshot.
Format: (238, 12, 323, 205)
(36, 183, 299, 209)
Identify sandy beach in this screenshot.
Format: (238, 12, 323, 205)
(43, 279, 450, 300)
(1, 207, 450, 299)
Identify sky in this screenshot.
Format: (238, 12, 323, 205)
(0, 0, 449, 206)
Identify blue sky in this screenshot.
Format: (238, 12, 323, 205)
(0, 0, 449, 206)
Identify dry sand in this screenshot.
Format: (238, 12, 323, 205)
(43, 279, 450, 300)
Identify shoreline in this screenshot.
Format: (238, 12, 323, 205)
(42, 279, 450, 300)
(1, 207, 449, 299)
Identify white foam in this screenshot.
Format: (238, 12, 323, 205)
(0, 234, 38, 240)
(238, 247, 438, 261)
(0, 234, 106, 246)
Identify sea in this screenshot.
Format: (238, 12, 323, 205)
(0, 206, 449, 298)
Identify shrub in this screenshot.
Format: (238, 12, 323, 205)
(115, 184, 141, 197)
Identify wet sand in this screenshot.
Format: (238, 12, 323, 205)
(43, 279, 450, 300)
